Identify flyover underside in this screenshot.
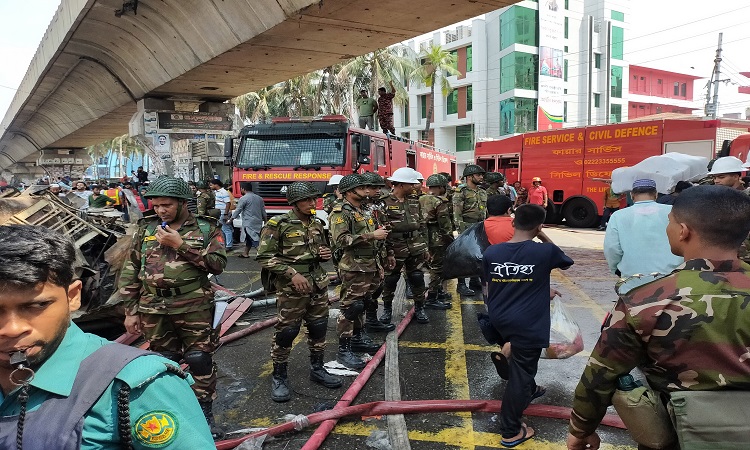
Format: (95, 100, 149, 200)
(0, 0, 512, 169)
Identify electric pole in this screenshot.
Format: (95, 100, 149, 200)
(705, 33, 723, 119)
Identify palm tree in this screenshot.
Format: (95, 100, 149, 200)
(413, 43, 460, 136)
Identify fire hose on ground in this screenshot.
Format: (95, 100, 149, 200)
(213, 305, 626, 450)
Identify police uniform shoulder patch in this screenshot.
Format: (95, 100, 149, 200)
(133, 411, 178, 447)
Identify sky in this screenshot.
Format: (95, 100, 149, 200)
(1, 0, 749, 125)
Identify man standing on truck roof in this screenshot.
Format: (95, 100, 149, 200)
(453, 164, 488, 297)
(356, 89, 378, 130)
(377, 81, 396, 135)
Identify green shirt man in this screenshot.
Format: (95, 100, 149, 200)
(356, 89, 378, 130)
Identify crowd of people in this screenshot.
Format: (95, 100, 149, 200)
(2, 156, 750, 449)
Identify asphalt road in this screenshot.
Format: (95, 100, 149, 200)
(212, 227, 638, 450)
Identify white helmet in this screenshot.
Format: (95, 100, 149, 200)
(388, 167, 420, 184)
(327, 174, 344, 186)
(412, 169, 425, 181)
(708, 156, 746, 175)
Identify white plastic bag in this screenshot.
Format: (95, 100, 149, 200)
(541, 297, 584, 359)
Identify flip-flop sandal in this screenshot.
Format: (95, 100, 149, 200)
(490, 352, 510, 380)
(530, 385, 547, 401)
(501, 424, 534, 448)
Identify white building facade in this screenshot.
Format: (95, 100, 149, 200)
(393, 0, 630, 166)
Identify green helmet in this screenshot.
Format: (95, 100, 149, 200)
(485, 172, 504, 184)
(462, 164, 486, 177)
(144, 176, 193, 200)
(286, 181, 320, 205)
(338, 174, 367, 193)
(426, 174, 448, 187)
(361, 172, 385, 187)
(195, 180, 207, 189)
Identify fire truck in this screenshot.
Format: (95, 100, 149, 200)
(475, 119, 750, 228)
(224, 115, 456, 220)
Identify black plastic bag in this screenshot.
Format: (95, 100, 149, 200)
(443, 222, 490, 279)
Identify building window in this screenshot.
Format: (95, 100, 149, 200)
(420, 95, 427, 119)
(564, 17, 569, 39)
(612, 26, 624, 60)
(564, 101, 568, 123)
(680, 82, 687, 97)
(594, 93, 601, 108)
(564, 0, 569, 10)
(610, 104, 622, 123)
(500, 97, 537, 135)
(403, 100, 410, 127)
(594, 53, 601, 69)
(447, 89, 459, 115)
(564, 59, 568, 82)
(564, 45, 568, 53)
(450, 50, 458, 74)
(467, 85, 473, 111)
(673, 82, 680, 96)
(500, 6, 538, 51)
(611, 66, 623, 98)
(500, 52, 539, 93)
(564, 88, 567, 94)
(456, 125, 474, 152)
(611, 10, 624, 21)
(466, 46, 473, 72)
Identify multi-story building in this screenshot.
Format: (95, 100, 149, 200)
(394, 0, 631, 165)
(627, 65, 702, 119)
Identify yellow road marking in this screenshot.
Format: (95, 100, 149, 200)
(461, 300, 485, 305)
(552, 270, 608, 321)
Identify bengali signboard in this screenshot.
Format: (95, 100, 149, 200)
(538, 0, 565, 130)
(157, 112, 233, 133)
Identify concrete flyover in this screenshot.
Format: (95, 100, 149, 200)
(0, 0, 515, 170)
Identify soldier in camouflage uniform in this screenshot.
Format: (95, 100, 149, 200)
(360, 172, 397, 333)
(420, 174, 454, 309)
(485, 172, 508, 197)
(119, 176, 227, 438)
(379, 167, 431, 324)
(256, 182, 341, 402)
(329, 174, 392, 369)
(195, 180, 218, 218)
(323, 174, 344, 215)
(453, 164, 488, 296)
(568, 185, 750, 450)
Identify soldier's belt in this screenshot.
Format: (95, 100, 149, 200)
(463, 218, 481, 224)
(144, 278, 208, 298)
(351, 247, 377, 257)
(290, 263, 318, 274)
(390, 231, 418, 238)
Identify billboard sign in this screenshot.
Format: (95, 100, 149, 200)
(538, 0, 565, 130)
(157, 112, 232, 133)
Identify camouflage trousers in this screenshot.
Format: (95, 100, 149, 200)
(271, 281, 330, 363)
(141, 309, 217, 402)
(383, 252, 428, 306)
(338, 270, 379, 338)
(426, 245, 446, 293)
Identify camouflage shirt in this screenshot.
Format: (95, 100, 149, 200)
(322, 193, 342, 215)
(118, 215, 227, 315)
(452, 184, 488, 232)
(196, 190, 215, 216)
(419, 194, 453, 248)
(382, 194, 427, 258)
(329, 200, 380, 272)
(255, 210, 329, 288)
(569, 258, 750, 439)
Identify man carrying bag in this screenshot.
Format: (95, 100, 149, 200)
(567, 185, 750, 450)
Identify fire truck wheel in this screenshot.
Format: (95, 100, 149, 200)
(562, 197, 598, 228)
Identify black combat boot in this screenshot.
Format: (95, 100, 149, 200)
(271, 362, 291, 402)
(437, 287, 453, 301)
(469, 277, 483, 294)
(366, 308, 396, 332)
(414, 305, 430, 324)
(199, 401, 226, 440)
(405, 281, 414, 299)
(337, 337, 366, 370)
(379, 303, 393, 324)
(424, 291, 451, 310)
(309, 352, 342, 388)
(456, 278, 475, 296)
(351, 328, 380, 355)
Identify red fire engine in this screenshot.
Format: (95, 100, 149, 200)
(224, 115, 456, 219)
(475, 119, 750, 228)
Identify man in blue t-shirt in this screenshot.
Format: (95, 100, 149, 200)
(482, 204, 574, 448)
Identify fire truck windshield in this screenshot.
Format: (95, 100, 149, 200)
(236, 134, 346, 169)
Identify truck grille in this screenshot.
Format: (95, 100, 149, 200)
(253, 182, 290, 198)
